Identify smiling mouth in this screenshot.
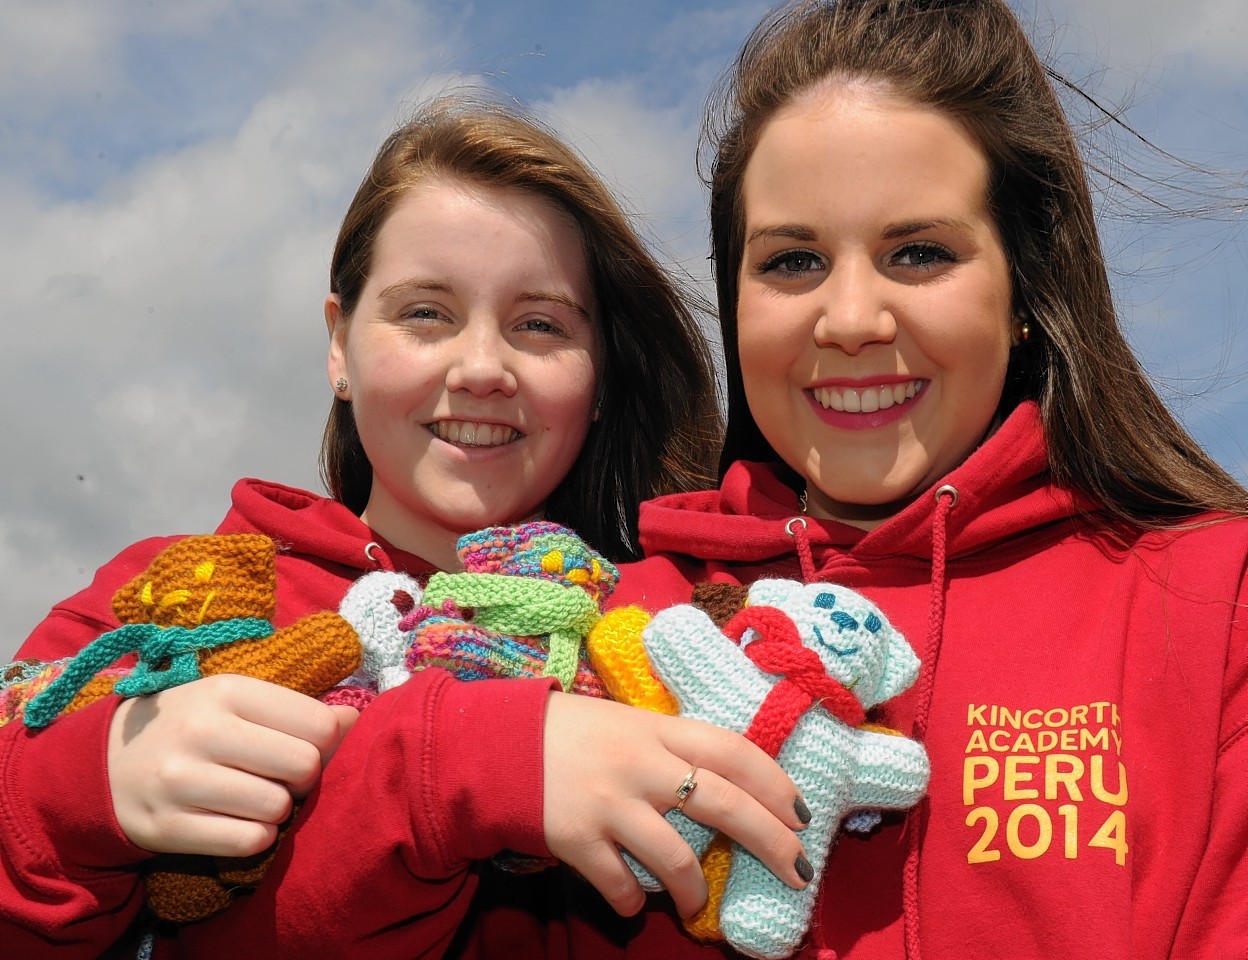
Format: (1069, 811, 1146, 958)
(811, 380, 925, 414)
(427, 420, 522, 448)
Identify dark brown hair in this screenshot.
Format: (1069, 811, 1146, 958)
(707, 0, 1246, 523)
(321, 94, 722, 558)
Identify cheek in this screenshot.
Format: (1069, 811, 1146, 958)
(737, 291, 784, 382)
(533, 356, 598, 431)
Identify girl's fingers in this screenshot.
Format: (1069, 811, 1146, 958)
(664, 720, 809, 832)
(108, 675, 350, 856)
(663, 764, 810, 892)
(614, 807, 709, 917)
(139, 809, 281, 858)
(163, 761, 296, 826)
(542, 693, 814, 919)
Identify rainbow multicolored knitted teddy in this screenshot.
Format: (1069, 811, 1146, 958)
(0, 534, 362, 923)
(598, 579, 930, 960)
(336, 522, 617, 698)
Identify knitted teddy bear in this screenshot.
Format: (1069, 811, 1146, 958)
(611, 579, 931, 960)
(335, 521, 617, 699)
(1, 534, 362, 924)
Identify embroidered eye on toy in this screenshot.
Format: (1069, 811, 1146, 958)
(619, 578, 931, 960)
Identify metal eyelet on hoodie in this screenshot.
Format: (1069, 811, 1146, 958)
(364, 541, 395, 571)
(934, 484, 959, 508)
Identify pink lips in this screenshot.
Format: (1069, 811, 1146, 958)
(805, 379, 926, 431)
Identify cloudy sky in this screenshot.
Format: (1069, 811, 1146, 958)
(4, 0, 1246, 660)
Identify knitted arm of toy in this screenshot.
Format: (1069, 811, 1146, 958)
(844, 727, 931, 811)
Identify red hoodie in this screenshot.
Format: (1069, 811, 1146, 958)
(0, 478, 556, 959)
(452, 402, 1248, 959)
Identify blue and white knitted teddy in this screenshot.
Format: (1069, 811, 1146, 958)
(631, 579, 931, 959)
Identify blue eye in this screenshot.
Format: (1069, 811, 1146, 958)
(891, 242, 955, 270)
(814, 592, 837, 610)
(760, 250, 825, 277)
(865, 613, 882, 634)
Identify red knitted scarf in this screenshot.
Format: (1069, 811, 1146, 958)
(723, 605, 866, 758)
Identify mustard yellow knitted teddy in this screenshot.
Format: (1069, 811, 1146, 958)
(1, 534, 362, 923)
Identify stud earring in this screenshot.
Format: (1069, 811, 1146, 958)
(335, 377, 349, 393)
(1012, 319, 1033, 346)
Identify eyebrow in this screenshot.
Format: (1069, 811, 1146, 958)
(376, 277, 452, 301)
(745, 217, 977, 246)
(882, 217, 975, 239)
(376, 277, 591, 322)
(517, 290, 592, 323)
(744, 225, 819, 245)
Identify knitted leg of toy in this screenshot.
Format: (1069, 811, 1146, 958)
(717, 720, 854, 959)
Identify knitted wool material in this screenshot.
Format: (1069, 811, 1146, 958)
(585, 606, 679, 715)
(337, 570, 429, 694)
(23, 619, 275, 728)
(0, 534, 363, 924)
(410, 522, 619, 693)
(0, 663, 129, 728)
(406, 614, 608, 698)
(628, 579, 931, 960)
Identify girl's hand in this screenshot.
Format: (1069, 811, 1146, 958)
(107, 674, 359, 856)
(542, 691, 811, 918)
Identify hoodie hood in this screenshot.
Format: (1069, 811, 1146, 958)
(215, 478, 437, 578)
(639, 402, 1096, 568)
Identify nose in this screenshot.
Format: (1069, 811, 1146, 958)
(444, 322, 519, 397)
(811, 259, 896, 355)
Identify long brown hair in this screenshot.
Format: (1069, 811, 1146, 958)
(707, 0, 1246, 523)
(321, 94, 722, 558)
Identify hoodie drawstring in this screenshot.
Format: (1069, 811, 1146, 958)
(785, 517, 818, 583)
(901, 483, 958, 960)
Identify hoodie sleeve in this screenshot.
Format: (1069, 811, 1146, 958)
(1168, 560, 1248, 958)
(0, 539, 173, 957)
(170, 667, 557, 960)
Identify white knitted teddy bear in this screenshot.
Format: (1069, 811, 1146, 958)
(632, 579, 931, 959)
(337, 570, 425, 693)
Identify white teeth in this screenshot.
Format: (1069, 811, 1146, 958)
(429, 420, 521, 447)
(812, 381, 923, 413)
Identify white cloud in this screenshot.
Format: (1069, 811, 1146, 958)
(1038, 0, 1248, 80)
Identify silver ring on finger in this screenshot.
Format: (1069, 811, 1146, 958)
(674, 766, 698, 812)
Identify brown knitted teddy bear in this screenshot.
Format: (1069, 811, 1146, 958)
(3, 534, 362, 923)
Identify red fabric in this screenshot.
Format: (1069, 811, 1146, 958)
(454, 402, 1248, 960)
(724, 605, 866, 756)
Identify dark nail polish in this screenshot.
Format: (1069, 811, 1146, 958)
(794, 796, 812, 825)
(795, 853, 814, 884)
